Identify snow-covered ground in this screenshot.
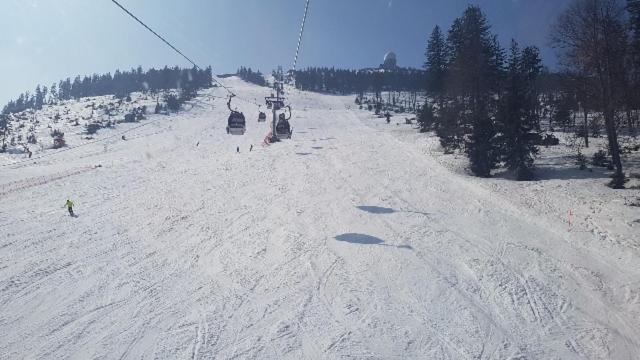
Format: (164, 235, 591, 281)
(2, 92, 163, 156)
(1, 77, 639, 359)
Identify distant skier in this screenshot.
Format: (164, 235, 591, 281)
(385, 112, 391, 124)
(250, 145, 253, 152)
(236, 146, 240, 153)
(122, 135, 126, 141)
(64, 199, 75, 217)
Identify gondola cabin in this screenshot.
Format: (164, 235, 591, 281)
(226, 111, 246, 135)
(226, 95, 246, 135)
(275, 113, 292, 139)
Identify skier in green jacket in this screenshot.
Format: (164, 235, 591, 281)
(64, 199, 75, 217)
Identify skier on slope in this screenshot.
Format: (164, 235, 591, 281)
(64, 199, 75, 217)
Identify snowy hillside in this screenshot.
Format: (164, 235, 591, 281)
(0, 91, 177, 162)
(1, 77, 639, 359)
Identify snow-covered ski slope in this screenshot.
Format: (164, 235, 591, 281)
(1, 77, 639, 359)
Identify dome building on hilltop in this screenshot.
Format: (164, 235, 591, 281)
(381, 51, 398, 70)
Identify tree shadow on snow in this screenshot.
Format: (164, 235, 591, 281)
(493, 166, 609, 181)
(535, 166, 609, 180)
(335, 233, 413, 250)
(493, 153, 611, 181)
(356, 205, 431, 217)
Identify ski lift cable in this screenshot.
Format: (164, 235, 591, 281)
(111, 1, 199, 70)
(291, 0, 311, 76)
(110, 0, 254, 104)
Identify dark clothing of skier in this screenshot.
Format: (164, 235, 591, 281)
(65, 199, 74, 217)
(250, 145, 253, 152)
(236, 146, 240, 153)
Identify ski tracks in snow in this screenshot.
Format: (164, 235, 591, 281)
(1, 80, 639, 359)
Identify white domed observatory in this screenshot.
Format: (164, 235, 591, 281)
(381, 51, 398, 70)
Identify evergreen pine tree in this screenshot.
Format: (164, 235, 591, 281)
(435, 102, 465, 152)
(15, 94, 25, 113)
(467, 112, 498, 177)
(34, 85, 44, 110)
(24, 91, 34, 109)
(205, 66, 213, 88)
(42, 86, 48, 106)
(496, 41, 542, 180)
(628, 0, 640, 112)
(0, 114, 8, 152)
(425, 25, 447, 108)
(629, 0, 640, 66)
(446, 5, 504, 176)
(417, 103, 435, 132)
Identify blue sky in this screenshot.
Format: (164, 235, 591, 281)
(0, 0, 571, 105)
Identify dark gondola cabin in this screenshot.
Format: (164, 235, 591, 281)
(275, 113, 292, 139)
(226, 95, 246, 135)
(227, 111, 246, 135)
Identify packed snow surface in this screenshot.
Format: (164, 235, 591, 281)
(1, 78, 639, 359)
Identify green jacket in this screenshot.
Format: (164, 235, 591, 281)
(65, 200, 74, 208)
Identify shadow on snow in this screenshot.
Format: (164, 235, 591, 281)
(335, 233, 413, 250)
(356, 205, 431, 217)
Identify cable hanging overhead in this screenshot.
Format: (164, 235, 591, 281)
(291, 0, 311, 76)
(110, 0, 312, 107)
(110, 0, 238, 97)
